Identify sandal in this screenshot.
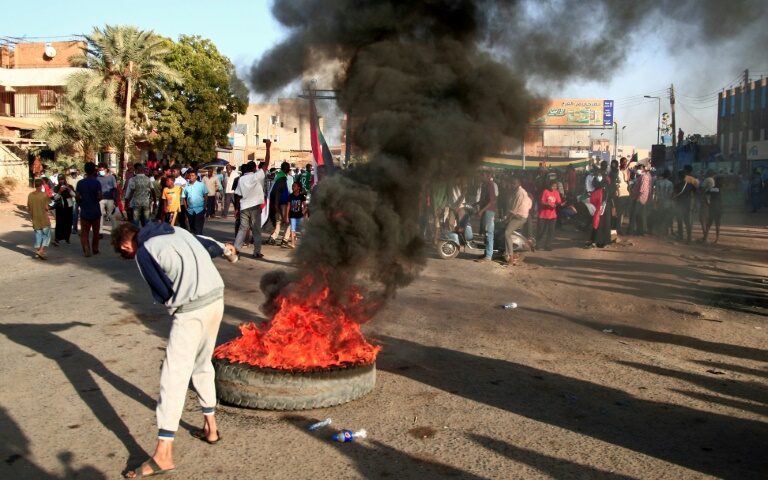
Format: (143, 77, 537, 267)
(191, 429, 221, 445)
(124, 458, 175, 478)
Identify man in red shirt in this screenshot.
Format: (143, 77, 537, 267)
(538, 178, 562, 251)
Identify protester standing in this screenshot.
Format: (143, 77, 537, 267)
(500, 177, 533, 264)
(537, 178, 562, 251)
(629, 164, 651, 235)
(652, 170, 674, 237)
(75, 162, 102, 257)
(111, 222, 237, 479)
(68, 168, 83, 234)
(475, 172, 498, 262)
(267, 162, 294, 246)
(28, 179, 51, 259)
(202, 169, 222, 219)
(672, 171, 694, 244)
(124, 163, 155, 227)
(52, 174, 74, 245)
(183, 171, 208, 235)
(162, 177, 182, 226)
(96, 163, 118, 237)
(287, 182, 307, 249)
(234, 161, 266, 258)
(222, 164, 239, 218)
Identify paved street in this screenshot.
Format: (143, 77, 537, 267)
(0, 192, 766, 479)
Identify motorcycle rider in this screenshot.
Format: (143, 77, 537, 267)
(502, 177, 533, 265)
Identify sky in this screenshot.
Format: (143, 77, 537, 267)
(2, 0, 766, 149)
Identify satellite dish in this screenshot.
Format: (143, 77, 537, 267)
(44, 45, 57, 59)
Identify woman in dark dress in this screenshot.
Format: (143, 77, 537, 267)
(53, 174, 74, 245)
(595, 162, 616, 247)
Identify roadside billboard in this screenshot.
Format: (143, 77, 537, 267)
(542, 129, 591, 147)
(533, 99, 614, 127)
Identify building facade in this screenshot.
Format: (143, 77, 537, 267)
(218, 98, 325, 167)
(717, 77, 768, 173)
(0, 40, 87, 181)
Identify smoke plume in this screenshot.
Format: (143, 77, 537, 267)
(251, 0, 767, 315)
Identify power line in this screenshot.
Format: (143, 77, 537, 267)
(676, 100, 715, 134)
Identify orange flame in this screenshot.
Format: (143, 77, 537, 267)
(213, 276, 381, 371)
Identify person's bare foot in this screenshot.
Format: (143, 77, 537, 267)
(201, 415, 219, 442)
(124, 456, 174, 478)
(124, 440, 174, 478)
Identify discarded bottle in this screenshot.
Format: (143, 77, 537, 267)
(503, 303, 518, 309)
(332, 429, 367, 443)
(308, 418, 332, 431)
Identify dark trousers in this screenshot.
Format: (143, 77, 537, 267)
(675, 204, 692, 242)
(187, 210, 206, 235)
(177, 205, 188, 230)
(536, 218, 555, 249)
(206, 196, 216, 218)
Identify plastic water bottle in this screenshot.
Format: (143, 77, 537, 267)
(308, 418, 332, 431)
(503, 303, 518, 309)
(332, 429, 367, 442)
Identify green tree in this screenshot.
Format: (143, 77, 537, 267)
(71, 25, 182, 177)
(149, 35, 248, 163)
(36, 71, 124, 162)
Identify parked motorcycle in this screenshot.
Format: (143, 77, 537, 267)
(437, 209, 532, 260)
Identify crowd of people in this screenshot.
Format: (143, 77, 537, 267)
(423, 158, 731, 266)
(26, 150, 315, 260)
(24, 150, 761, 264)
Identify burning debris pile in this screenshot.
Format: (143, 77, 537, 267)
(217, 0, 768, 371)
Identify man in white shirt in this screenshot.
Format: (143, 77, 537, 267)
(234, 161, 266, 259)
(222, 164, 239, 218)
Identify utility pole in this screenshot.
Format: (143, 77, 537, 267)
(613, 121, 618, 161)
(670, 84, 676, 172)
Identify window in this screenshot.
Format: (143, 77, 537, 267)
(273, 135, 279, 143)
(38, 89, 57, 107)
(730, 95, 736, 115)
(280, 122, 284, 128)
(271, 115, 279, 125)
(254, 115, 259, 133)
(750, 89, 755, 111)
(293, 127, 297, 133)
(720, 97, 727, 117)
(761, 86, 766, 109)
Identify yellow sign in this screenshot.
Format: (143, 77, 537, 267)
(533, 99, 614, 127)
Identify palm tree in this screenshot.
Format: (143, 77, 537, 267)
(70, 25, 182, 178)
(36, 71, 124, 162)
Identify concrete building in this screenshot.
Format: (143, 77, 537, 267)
(0, 40, 87, 182)
(717, 76, 768, 173)
(218, 98, 326, 167)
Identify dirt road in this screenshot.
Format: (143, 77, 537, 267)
(0, 187, 766, 479)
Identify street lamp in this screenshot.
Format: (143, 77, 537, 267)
(644, 95, 661, 145)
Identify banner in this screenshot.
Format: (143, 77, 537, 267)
(533, 99, 614, 127)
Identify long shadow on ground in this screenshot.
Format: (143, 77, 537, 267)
(0, 402, 106, 479)
(377, 335, 768, 479)
(0, 322, 152, 468)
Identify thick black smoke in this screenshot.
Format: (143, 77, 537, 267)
(253, 0, 766, 315)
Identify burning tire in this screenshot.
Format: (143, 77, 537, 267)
(213, 358, 376, 410)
